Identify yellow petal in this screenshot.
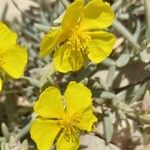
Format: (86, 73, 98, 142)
(79, 0, 114, 31)
(54, 43, 85, 73)
(34, 86, 65, 118)
(62, 0, 84, 32)
(40, 29, 59, 57)
(87, 31, 116, 63)
(56, 131, 79, 150)
(0, 78, 2, 91)
(30, 119, 60, 150)
(0, 45, 27, 78)
(64, 81, 92, 115)
(76, 106, 97, 132)
(0, 22, 17, 49)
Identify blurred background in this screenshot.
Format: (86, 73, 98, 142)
(0, 0, 150, 150)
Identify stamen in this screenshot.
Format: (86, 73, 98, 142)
(67, 27, 91, 53)
(57, 113, 80, 141)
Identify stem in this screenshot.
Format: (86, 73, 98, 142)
(112, 0, 123, 11)
(17, 120, 33, 139)
(5, 92, 17, 128)
(34, 23, 49, 32)
(113, 19, 140, 49)
(144, 0, 150, 42)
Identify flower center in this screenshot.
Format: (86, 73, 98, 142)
(67, 27, 91, 52)
(57, 113, 80, 141)
(57, 114, 78, 131)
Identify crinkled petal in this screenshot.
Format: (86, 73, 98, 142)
(87, 31, 116, 63)
(79, 0, 114, 31)
(56, 131, 79, 150)
(0, 78, 2, 91)
(0, 22, 17, 49)
(34, 86, 65, 118)
(64, 81, 92, 115)
(62, 0, 84, 32)
(76, 106, 97, 132)
(0, 45, 27, 78)
(30, 119, 60, 150)
(54, 43, 86, 73)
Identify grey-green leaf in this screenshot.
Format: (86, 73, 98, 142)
(1, 123, 10, 139)
(140, 50, 150, 63)
(103, 113, 113, 143)
(116, 53, 130, 67)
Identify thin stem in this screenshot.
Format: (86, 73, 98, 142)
(113, 19, 140, 49)
(17, 120, 33, 139)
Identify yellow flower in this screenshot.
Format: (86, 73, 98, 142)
(40, 0, 116, 73)
(30, 81, 97, 150)
(0, 22, 27, 91)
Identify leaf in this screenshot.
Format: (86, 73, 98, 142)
(101, 91, 116, 100)
(1, 142, 5, 150)
(103, 112, 113, 143)
(116, 53, 130, 67)
(117, 110, 126, 120)
(142, 90, 150, 112)
(140, 50, 150, 63)
(102, 58, 116, 66)
(21, 139, 28, 150)
(9, 135, 17, 146)
(100, 78, 109, 91)
(53, 11, 65, 25)
(1, 123, 10, 139)
(131, 83, 147, 102)
(106, 65, 116, 88)
(140, 114, 150, 124)
(40, 63, 55, 88)
(22, 76, 40, 87)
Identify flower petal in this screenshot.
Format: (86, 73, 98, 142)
(0, 45, 27, 78)
(64, 81, 92, 115)
(40, 29, 60, 57)
(39, 28, 68, 57)
(34, 86, 64, 118)
(62, 0, 84, 32)
(0, 22, 17, 48)
(0, 78, 2, 91)
(54, 43, 85, 73)
(76, 106, 97, 132)
(56, 131, 79, 150)
(87, 31, 116, 63)
(40, 0, 84, 58)
(79, 0, 114, 31)
(30, 119, 60, 150)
